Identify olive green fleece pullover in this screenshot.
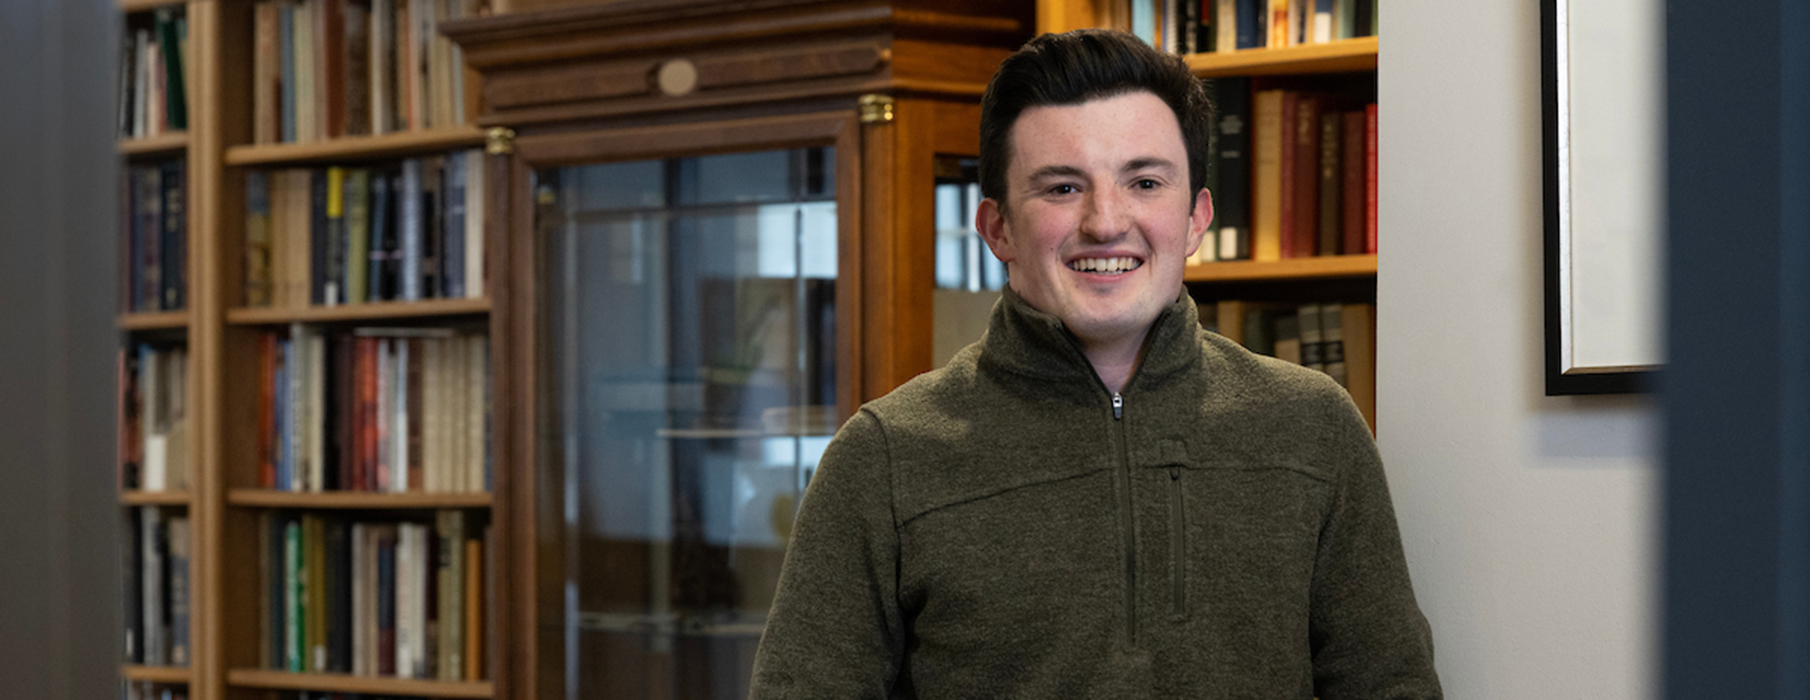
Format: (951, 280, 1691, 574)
(750, 287, 1440, 699)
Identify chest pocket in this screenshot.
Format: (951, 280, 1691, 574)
(1147, 444, 1332, 630)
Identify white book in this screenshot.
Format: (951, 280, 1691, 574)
(371, 0, 391, 135)
(308, 332, 326, 492)
(468, 336, 487, 493)
(396, 523, 416, 677)
(465, 150, 485, 298)
(1313, 11, 1334, 43)
(1218, 0, 1237, 53)
(142, 347, 167, 492)
(288, 324, 307, 491)
(400, 159, 422, 301)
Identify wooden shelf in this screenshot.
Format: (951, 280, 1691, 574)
(1184, 36, 1378, 78)
(121, 490, 191, 506)
(120, 664, 191, 684)
(120, 0, 184, 13)
(225, 126, 487, 166)
(226, 298, 491, 325)
(1184, 254, 1377, 283)
(118, 310, 190, 331)
(118, 132, 189, 157)
(228, 489, 492, 509)
(227, 669, 493, 698)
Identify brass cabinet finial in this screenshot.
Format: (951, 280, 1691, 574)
(486, 127, 517, 155)
(858, 94, 895, 124)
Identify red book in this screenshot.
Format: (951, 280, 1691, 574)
(259, 333, 277, 489)
(1292, 96, 1321, 258)
(1366, 103, 1379, 254)
(1342, 111, 1366, 256)
(1277, 92, 1298, 258)
(360, 337, 378, 492)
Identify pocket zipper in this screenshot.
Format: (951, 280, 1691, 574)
(1169, 465, 1186, 618)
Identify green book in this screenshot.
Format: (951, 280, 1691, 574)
(154, 8, 187, 130)
(285, 519, 302, 672)
(347, 170, 371, 304)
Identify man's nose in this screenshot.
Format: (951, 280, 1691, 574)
(1079, 188, 1130, 241)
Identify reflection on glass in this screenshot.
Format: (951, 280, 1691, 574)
(537, 146, 836, 699)
(933, 156, 1005, 367)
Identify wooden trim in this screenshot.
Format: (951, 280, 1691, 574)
(514, 109, 853, 166)
(836, 115, 864, 423)
(121, 664, 193, 684)
(225, 298, 492, 324)
(121, 490, 192, 506)
(188, 3, 228, 700)
(224, 126, 486, 166)
(503, 144, 536, 700)
(225, 489, 493, 509)
(485, 141, 518, 700)
(118, 310, 191, 331)
(226, 669, 495, 698)
(1182, 254, 1378, 283)
(120, 0, 184, 12)
(119, 132, 190, 157)
(1184, 37, 1379, 78)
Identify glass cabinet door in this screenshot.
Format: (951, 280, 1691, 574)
(535, 146, 838, 699)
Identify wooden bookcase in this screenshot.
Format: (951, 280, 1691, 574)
(116, 0, 504, 698)
(1039, 0, 1382, 428)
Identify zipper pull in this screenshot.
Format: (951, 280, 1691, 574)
(1112, 392, 1123, 420)
(1170, 466, 1180, 481)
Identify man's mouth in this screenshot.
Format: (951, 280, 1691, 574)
(1068, 257, 1143, 275)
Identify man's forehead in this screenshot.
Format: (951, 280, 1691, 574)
(1005, 91, 1185, 174)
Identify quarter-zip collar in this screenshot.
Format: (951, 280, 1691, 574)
(979, 284, 1204, 395)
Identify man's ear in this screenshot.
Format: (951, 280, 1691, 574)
(1186, 187, 1214, 257)
(975, 197, 1015, 264)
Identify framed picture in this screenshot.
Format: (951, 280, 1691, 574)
(1541, 0, 1665, 395)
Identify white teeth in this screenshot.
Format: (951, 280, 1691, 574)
(1069, 257, 1141, 274)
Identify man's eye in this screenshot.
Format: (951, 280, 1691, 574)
(1049, 184, 1078, 195)
(1135, 179, 1160, 189)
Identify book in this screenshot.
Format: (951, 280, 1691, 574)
(1366, 103, 1378, 253)
(124, 508, 143, 663)
(160, 153, 187, 310)
(246, 172, 274, 306)
(1251, 89, 1284, 261)
(141, 507, 166, 666)
(1297, 303, 1324, 372)
(1341, 303, 1376, 429)
(464, 151, 485, 298)
(1212, 78, 1251, 261)
(1342, 111, 1366, 256)
(1290, 95, 1318, 259)
(346, 169, 371, 304)
(1321, 302, 1347, 387)
(1318, 111, 1341, 255)
(1272, 311, 1300, 363)
(154, 8, 188, 131)
(168, 516, 191, 667)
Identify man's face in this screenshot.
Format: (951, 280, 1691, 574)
(977, 90, 1212, 351)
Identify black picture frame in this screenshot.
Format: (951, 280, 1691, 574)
(1541, 0, 1660, 395)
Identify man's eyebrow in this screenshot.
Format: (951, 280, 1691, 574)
(1122, 157, 1181, 174)
(1024, 165, 1087, 183)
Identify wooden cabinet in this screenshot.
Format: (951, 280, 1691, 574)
(443, 1, 1029, 696)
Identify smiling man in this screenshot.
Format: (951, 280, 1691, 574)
(751, 29, 1441, 699)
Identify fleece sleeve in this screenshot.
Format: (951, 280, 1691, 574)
(1309, 389, 1444, 700)
(749, 408, 905, 699)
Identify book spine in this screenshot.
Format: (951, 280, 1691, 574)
(406, 338, 422, 493)
(1251, 89, 1284, 262)
(311, 169, 328, 305)
(155, 8, 187, 131)
(141, 507, 165, 666)
(124, 507, 143, 663)
(285, 517, 302, 672)
(280, 2, 296, 142)
(266, 513, 285, 669)
(1291, 96, 1319, 258)
(1366, 103, 1378, 253)
(327, 519, 351, 672)
(465, 151, 484, 298)
(168, 516, 190, 667)
(443, 151, 466, 299)
(347, 169, 370, 304)
(1318, 112, 1341, 255)
(378, 525, 397, 676)
(400, 159, 421, 301)
(1342, 111, 1366, 256)
(464, 534, 482, 680)
(246, 171, 273, 306)
(369, 172, 390, 302)
(344, 0, 370, 137)
(1214, 78, 1251, 261)
(325, 167, 346, 306)
(140, 165, 161, 312)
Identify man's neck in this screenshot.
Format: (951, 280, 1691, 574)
(1079, 328, 1151, 395)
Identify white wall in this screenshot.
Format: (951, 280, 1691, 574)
(1377, 0, 1660, 697)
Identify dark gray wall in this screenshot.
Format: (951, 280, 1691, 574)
(0, 0, 124, 694)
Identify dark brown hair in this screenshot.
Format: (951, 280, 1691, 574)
(978, 29, 1212, 210)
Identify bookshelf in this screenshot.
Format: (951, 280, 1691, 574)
(114, 0, 503, 697)
(1037, 0, 1381, 428)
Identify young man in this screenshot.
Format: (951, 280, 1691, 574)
(751, 29, 1440, 698)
